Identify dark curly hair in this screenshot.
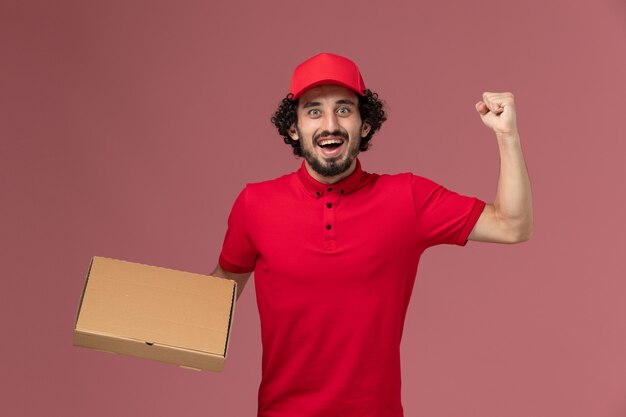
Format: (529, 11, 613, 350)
(271, 89, 387, 157)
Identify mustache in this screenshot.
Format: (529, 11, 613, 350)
(314, 130, 349, 141)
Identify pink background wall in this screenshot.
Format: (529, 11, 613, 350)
(2, 0, 625, 416)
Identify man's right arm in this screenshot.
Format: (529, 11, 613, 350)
(211, 264, 252, 301)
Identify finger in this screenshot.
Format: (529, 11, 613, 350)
(483, 94, 505, 114)
(492, 102, 504, 114)
(475, 101, 489, 115)
(482, 92, 498, 113)
(478, 97, 499, 115)
(484, 92, 515, 111)
(482, 92, 493, 109)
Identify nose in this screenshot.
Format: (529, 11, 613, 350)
(321, 110, 339, 133)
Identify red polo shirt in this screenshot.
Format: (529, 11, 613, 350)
(219, 160, 486, 417)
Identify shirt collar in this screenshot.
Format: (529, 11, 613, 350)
(297, 158, 367, 198)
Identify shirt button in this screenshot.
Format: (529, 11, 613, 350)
(326, 203, 332, 208)
(326, 225, 332, 230)
(327, 187, 333, 192)
(315, 191, 321, 198)
(340, 189, 345, 194)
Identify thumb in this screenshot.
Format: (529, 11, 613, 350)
(475, 101, 489, 115)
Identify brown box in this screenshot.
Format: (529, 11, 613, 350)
(73, 256, 236, 371)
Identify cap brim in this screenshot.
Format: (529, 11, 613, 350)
(292, 79, 365, 100)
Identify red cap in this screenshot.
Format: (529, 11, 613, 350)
(289, 53, 366, 100)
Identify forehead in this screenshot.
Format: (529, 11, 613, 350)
(298, 84, 359, 108)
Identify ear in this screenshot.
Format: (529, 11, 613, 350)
(361, 122, 371, 138)
(288, 124, 299, 141)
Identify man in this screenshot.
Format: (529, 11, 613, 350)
(212, 53, 533, 417)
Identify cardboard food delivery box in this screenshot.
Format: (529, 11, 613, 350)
(73, 256, 237, 371)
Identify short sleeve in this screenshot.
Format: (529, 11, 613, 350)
(411, 175, 486, 247)
(218, 187, 257, 273)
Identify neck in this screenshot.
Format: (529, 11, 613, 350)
(304, 159, 358, 184)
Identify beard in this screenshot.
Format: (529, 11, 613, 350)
(297, 127, 361, 178)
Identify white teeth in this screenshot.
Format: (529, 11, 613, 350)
(318, 138, 344, 146)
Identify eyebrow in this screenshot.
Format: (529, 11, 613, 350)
(303, 101, 321, 109)
(336, 99, 356, 106)
(302, 99, 356, 109)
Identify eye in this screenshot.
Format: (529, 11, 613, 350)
(337, 107, 350, 115)
(308, 109, 321, 117)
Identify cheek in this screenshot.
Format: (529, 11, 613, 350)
(344, 121, 362, 137)
(297, 120, 318, 136)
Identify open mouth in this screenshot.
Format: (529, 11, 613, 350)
(316, 136, 346, 158)
(317, 137, 345, 151)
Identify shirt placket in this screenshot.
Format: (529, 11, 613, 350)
(322, 186, 340, 251)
